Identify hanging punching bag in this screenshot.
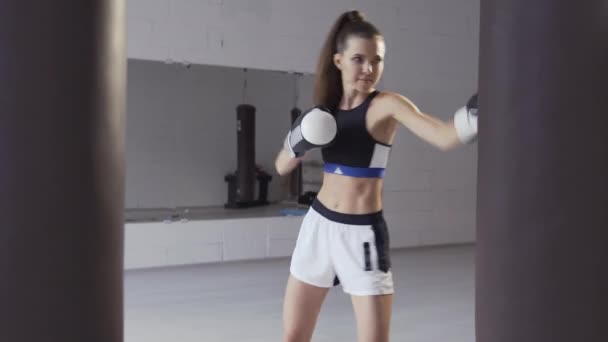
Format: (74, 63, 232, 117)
(236, 104, 256, 203)
(0, 1, 126, 341)
(476, 1, 608, 341)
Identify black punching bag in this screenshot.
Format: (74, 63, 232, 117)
(476, 1, 608, 341)
(236, 104, 256, 202)
(289, 107, 303, 199)
(0, 1, 125, 342)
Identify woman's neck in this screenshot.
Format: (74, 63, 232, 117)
(339, 88, 375, 110)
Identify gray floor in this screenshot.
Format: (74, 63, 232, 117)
(125, 244, 475, 342)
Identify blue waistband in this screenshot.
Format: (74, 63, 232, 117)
(323, 163, 385, 178)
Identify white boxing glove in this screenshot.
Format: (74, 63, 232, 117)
(454, 93, 478, 143)
(284, 106, 337, 158)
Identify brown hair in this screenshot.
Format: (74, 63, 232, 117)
(313, 10, 382, 111)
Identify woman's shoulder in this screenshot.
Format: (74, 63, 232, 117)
(374, 90, 410, 102)
(371, 90, 418, 113)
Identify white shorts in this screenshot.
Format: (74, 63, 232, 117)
(289, 199, 394, 296)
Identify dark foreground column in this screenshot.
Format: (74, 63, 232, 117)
(477, 1, 608, 341)
(0, 1, 126, 341)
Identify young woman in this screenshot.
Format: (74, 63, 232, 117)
(275, 10, 478, 342)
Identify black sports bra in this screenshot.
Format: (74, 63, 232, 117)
(321, 91, 392, 178)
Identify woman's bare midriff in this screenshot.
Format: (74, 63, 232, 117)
(315, 172, 383, 214)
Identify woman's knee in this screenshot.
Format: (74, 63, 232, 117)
(282, 327, 312, 342)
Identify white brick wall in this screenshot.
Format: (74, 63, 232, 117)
(124, 212, 475, 269)
(127, 0, 479, 74)
(125, 0, 480, 267)
(125, 216, 304, 269)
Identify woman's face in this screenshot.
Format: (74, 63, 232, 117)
(334, 35, 385, 93)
